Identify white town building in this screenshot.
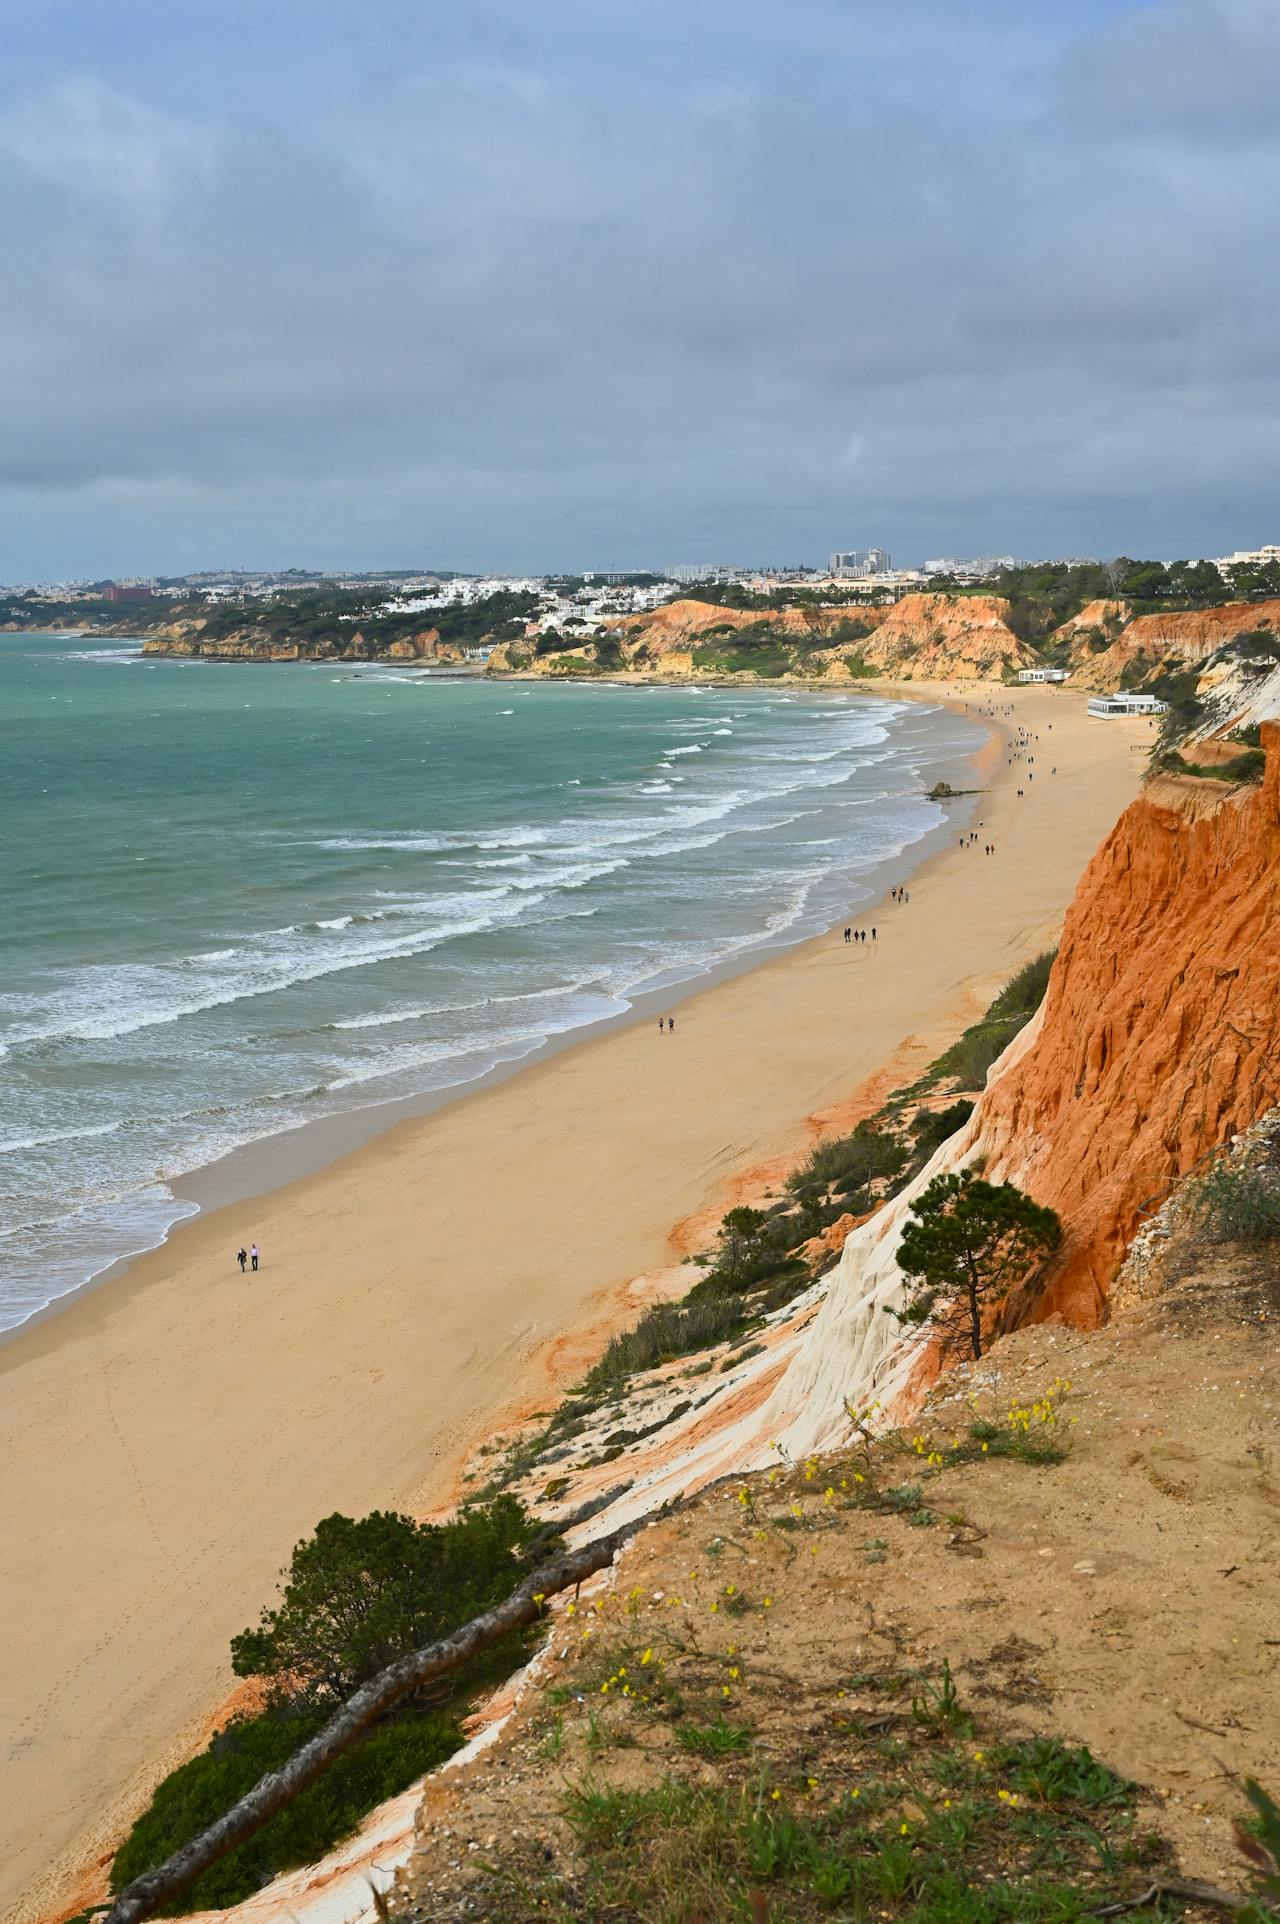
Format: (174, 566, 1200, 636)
(1016, 667, 1070, 684)
(1213, 544, 1280, 570)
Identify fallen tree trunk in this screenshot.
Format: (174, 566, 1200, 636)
(104, 1517, 643, 1924)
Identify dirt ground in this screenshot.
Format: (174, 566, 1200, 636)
(394, 1230, 1279, 1920)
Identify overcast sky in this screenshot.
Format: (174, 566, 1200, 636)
(1, 0, 1276, 578)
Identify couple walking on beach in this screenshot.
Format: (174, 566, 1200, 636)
(236, 1244, 260, 1273)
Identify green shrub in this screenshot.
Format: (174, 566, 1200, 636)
(911, 1101, 975, 1158)
(113, 1498, 541, 1910)
(786, 1121, 908, 1202)
(1185, 1154, 1280, 1244)
(1149, 667, 1207, 738)
(582, 1294, 748, 1391)
(1164, 748, 1265, 784)
(110, 1707, 460, 1913)
(691, 641, 792, 678)
(1227, 628, 1280, 661)
(230, 1500, 536, 1709)
(984, 951, 1056, 1025)
(928, 951, 1055, 1092)
(830, 615, 874, 644)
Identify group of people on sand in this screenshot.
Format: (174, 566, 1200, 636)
(657, 1015, 676, 1034)
(235, 1243, 260, 1273)
(842, 880, 917, 946)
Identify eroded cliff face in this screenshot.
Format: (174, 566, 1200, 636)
(973, 724, 1280, 1322)
(140, 623, 453, 662)
(487, 593, 1030, 683)
(493, 593, 1031, 683)
(613, 597, 880, 657)
(831, 593, 1030, 679)
(765, 725, 1280, 1452)
(1191, 653, 1280, 742)
(1069, 597, 1280, 690)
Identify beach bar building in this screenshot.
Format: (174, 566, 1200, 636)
(1016, 667, 1070, 684)
(1087, 692, 1168, 718)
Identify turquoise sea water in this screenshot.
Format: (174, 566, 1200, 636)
(0, 635, 983, 1331)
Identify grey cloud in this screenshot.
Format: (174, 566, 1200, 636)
(0, 72, 214, 213)
(0, 0, 1276, 573)
(1060, 0, 1280, 141)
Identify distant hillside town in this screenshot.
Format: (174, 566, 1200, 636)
(6, 540, 1278, 618)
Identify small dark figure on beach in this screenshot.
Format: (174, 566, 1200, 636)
(251, 1244, 259, 1272)
(843, 926, 851, 943)
(668, 1017, 675, 1033)
(659, 1015, 665, 1033)
(871, 927, 877, 941)
(237, 1246, 247, 1273)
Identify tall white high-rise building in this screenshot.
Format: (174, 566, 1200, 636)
(829, 547, 891, 578)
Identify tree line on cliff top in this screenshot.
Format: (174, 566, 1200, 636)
(671, 556, 1280, 650)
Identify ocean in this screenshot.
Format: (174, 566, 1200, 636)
(0, 634, 983, 1332)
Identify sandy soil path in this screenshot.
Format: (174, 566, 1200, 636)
(0, 686, 1151, 1920)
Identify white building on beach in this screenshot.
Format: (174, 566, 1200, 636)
(1016, 666, 1070, 684)
(1087, 692, 1168, 718)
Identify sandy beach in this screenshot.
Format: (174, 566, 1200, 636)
(0, 685, 1151, 1921)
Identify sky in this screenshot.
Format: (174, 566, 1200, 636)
(1, 0, 1277, 579)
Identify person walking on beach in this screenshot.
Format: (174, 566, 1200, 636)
(251, 1243, 259, 1273)
(871, 927, 876, 941)
(668, 1016, 675, 1034)
(237, 1246, 247, 1273)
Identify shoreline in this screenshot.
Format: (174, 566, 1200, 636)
(1, 683, 981, 1350)
(0, 683, 1152, 1923)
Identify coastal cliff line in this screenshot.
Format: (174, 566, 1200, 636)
(478, 722, 1280, 1516)
(109, 726, 1280, 1924)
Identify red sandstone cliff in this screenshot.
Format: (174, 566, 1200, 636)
(598, 592, 1030, 681)
(763, 727, 1280, 1446)
(612, 597, 883, 657)
(834, 593, 1031, 678)
(1070, 597, 1280, 690)
(977, 722, 1280, 1323)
